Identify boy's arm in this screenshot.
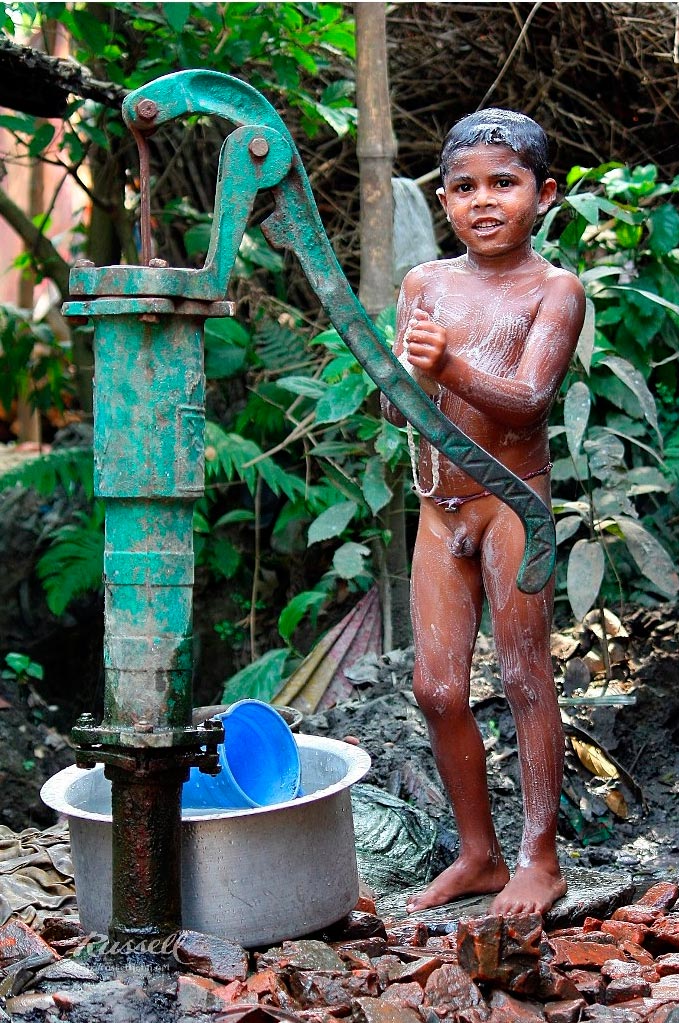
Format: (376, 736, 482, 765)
(407, 272, 585, 429)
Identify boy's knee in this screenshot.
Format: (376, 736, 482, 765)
(413, 665, 466, 720)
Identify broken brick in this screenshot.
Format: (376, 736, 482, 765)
(287, 968, 380, 1010)
(457, 914, 542, 989)
(529, 964, 581, 1001)
(353, 995, 422, 1023)
(487, 989, 545, 1021)
(650, 974, 679, 1000)
(177, 974, 248, 1014)
(604, 976, 652, 1004)
(611, 906, 659, 926)
(0, 918, 57, 968)
(656, 952, 679, 976)
(335, 938, 389, 960)
(650, 914, 679, 950)
(617, 940, 655, 967)
(334, 945, 373, 970)
(645, 1003, 679, 1023)
(636, 882, 679, 914)
(579, 1005, 644, 1021)
(380, 982, 424, 1009)
(173, 930, 249, 983)
(600, 920, 649, 946)
(386, 922, 429, 948)
(386, 955, 443, 987)
(601, 959, 651, 981)
(583, 918, 604, 933)
(544, 998, 587, 1023)
(424, 962, 487, 1016)
(322, 912, 388, 943)
(259, 940, 347, 973)
(567, 968, 606, 1003)
(547, 938, 626, 970)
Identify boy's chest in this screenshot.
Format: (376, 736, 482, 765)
(429, 285, 542, 372)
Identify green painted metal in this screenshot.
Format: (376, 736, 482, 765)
(71, 70, 554, 593)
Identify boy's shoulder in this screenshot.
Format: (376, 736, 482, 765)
(401, 257, 465, 292)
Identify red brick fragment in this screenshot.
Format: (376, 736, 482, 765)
(386, 955, 443, 986)
(173, 929, 248, 982)
(425, 936, 455, 952)
(600, 920, 649, 946)
(531, 964, 581, 1002)
(605, 976, 652, 1004)
(611, 905, 659, 925)
(618, 940, 655, 967)
(636, 882, 679, 913)
(645, 1002, 679, 1023)
(353, 996, 422, 1023)
(601, 959, 650, 981)
(356, 896, 378, 914)
(651, 914, 679, 949)
(650, 974, 679, 1000)
(583, 917, 604, 933)
(457, 914, 542, 989)
(424, 962, 487, 1016)
(567, 968, 606, 1003)
(544, 998, 587, 1023)
(287, 968, 380, 1010)
(0, 918, 57, 968)
(386, 922, 429, 948)
(548, 937, 626, 970)
(487, 989, 544, 1021)
(379, 982, 424, 1009)
(656, 952, 679, 976)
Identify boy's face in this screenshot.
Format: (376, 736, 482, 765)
(436, 144, 556, 259)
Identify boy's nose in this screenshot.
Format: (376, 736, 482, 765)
(472, 188, 496, 207)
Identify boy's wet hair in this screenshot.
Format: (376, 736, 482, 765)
(440, 109, 550, 187)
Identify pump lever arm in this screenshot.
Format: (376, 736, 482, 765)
(120, 71, 555, 594)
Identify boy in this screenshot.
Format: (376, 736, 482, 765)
(382, 109, 585, 916)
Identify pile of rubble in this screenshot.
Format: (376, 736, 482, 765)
(2, 881, 679, 1022)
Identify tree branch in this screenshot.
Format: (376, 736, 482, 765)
(0, 37, 127, 117)
(0, 186, 70, 297)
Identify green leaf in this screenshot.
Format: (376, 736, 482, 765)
(333, 541, 370, 579)
(607, 285, 679, 317)
(308, 500, 357, 545)
(27, 123, 55, 157)
(277, 376, 327, 399)
(647, 204, 679, 256)
(564, 381, 591, 459)
(213, 509, 256, 527)
(315, 375, 368, 423)
(5, 653, 31, 675)
(36, 511, 105, 617)
(278, 589, 327, 642)
(599, 355, 661, 444)
(184, 222, 212, 257)
(362, 457, 392, 515)
(612, 517, 679, 598)
(164, 1, 191, 31)
(205, 343, 247, 380)
(555, 515, 583, 545)
(222, 648, 289, 705)
(567, 539, 605, 621)
(374, 420, 406, 463)
(574, 298, 595, 375)
(238, 227, 284, 272)
(566, 193, 602, 226)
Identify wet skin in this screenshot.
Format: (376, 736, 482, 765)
(381, 143, 586, 916)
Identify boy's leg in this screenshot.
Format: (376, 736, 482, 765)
(482, 486, 566, 915)
(406, 504, 509, 914)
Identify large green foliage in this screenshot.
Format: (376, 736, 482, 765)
(537, 164, 679, 620)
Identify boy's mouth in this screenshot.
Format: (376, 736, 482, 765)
(472, 218, 503, 232)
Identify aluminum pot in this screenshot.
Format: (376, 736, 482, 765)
(41, 735, 370, 948)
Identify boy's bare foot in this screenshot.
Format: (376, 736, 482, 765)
(406, 854, 510, 914)
(490, 864, 567, 916)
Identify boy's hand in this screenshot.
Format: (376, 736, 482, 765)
(405, 308, 449, 379)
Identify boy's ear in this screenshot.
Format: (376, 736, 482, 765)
(436, 186, 448, 215)
(537, 177, 557, 214)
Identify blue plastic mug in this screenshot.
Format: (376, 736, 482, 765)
(182, 700, 302, 811)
